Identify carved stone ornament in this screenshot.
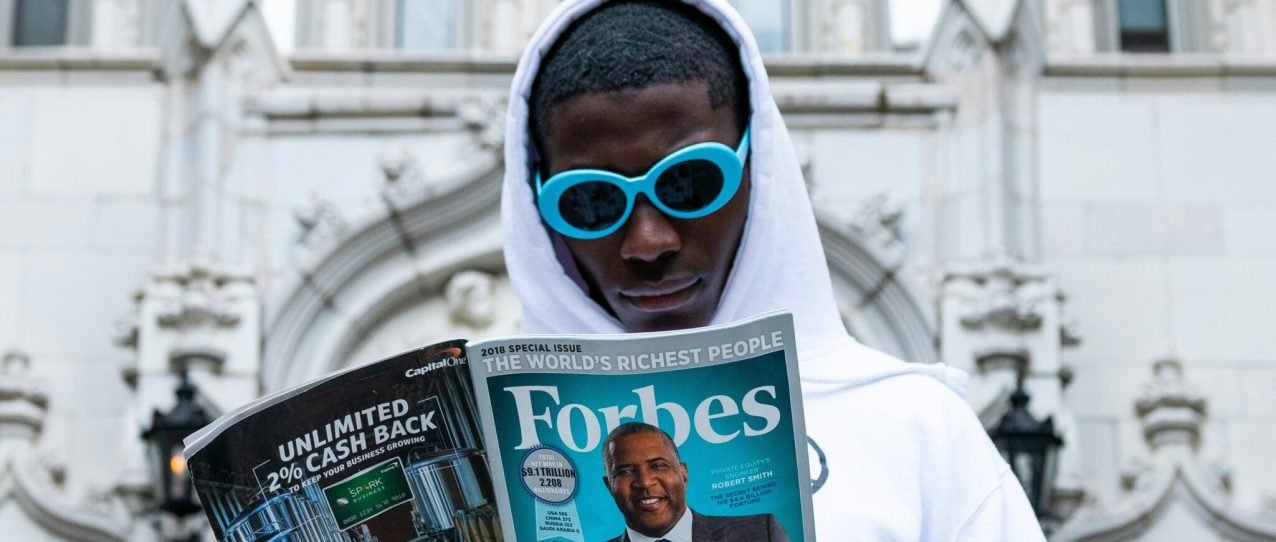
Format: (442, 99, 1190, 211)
(946, 29, 984, 74)
(112, 301, 140, 350)
(150, 256, 250, 330)
(457, 95, 508, 151)
(0, 350, 48, 437)
(0, 351, 130, 540)
(1135, 359, 1207, 450)
(293, 193, 348, 249)
(445, 270, 498, 328)
(1060, 315, 1082, 347)
(379, 145, 429, 208)
(948, 255, 1053, 332)
(848, 194, 903, 249)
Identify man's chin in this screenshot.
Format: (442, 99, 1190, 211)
(616, 307, 714, 333)
(631, 521, 676, 538)
(627, 506, 685, 537)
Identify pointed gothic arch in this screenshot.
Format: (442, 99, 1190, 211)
(263, 149, 504, 392)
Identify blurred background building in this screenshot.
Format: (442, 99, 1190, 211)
(0, 0, 1274, 540)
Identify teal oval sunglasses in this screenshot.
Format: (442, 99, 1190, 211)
(535, 128, 751, 240)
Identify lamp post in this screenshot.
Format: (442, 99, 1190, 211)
(988, 377, 1063, 518)
(141, 370, 211, 520)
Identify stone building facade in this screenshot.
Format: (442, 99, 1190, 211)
(0, 0, 1274, 540)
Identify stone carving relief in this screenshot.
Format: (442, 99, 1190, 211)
(458, 95, 508, 151)
(224, 37, 268, 96)
(150, 258, 250, 332)
(951, 257, 1051, 332)
(0, 351, 130, 541)
(848, 194, 905, 256)
(941, 255, 1085, 526)
(1135, 359, 1207, 449)
(943, 29, 983, 76)
(445, 270, 498, 329)
(379, 145, 429, 210)
(0, 351, 47, 439)
(115, 254, 260, 413)
(293, 193, 348, 251)
(341, 269, 521, 368)
(1054, 360, 1276, 541)
(106, 256, 262, 538)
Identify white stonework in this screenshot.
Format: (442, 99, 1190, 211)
(0, 351, 134, 541)
(1, 0, 1275, 539)
(1054, 360, 1276, 541)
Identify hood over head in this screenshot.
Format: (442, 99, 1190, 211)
(501, 0, 848, 358)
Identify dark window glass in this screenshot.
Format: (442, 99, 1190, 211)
(13, 0, 69, 46)
(1118, 0, 1170, 53)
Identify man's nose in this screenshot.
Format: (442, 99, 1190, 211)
(620, 196, 681, 263)
(630, 467, 657, 489)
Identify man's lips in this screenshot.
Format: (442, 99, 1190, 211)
(619, 278, 700, 313)
(633, 495, 668, 512)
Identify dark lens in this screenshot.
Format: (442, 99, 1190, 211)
(558, 181, 628, 232)
(654, 159, 724, 212)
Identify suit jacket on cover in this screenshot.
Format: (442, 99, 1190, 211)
(606, 510, 790, 542)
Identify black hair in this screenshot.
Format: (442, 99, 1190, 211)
(601, 422, 681, 474)
(530, 0, 749, 152)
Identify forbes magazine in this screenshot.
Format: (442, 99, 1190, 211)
(183, 341, 501, 541)
(471, 312, 814, 542)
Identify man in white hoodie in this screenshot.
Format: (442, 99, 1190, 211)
(500, 0, 1046, 539)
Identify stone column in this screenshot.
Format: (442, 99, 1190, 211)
(940, 255, 1085, 518)
(121, 256, 261, 418)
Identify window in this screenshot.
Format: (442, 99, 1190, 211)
(1117, 0, 1170, 52)
(732, 0, 790, 53)
(12, 0, 68, 46)
(397, 0, 457, 52)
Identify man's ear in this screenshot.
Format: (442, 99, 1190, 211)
(680, 462, 688, 482)
(601, 475, 611, 489)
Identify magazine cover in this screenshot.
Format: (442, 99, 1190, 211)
(184, 341, 501, 542)
(469, 312, 813, 542)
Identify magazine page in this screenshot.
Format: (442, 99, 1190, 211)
(184, 340, 502, 541)
(469, 311, 813, 542)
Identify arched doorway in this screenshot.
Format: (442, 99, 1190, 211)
(265, 167, 939, 392)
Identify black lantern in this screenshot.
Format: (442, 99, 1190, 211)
(988, 377, 1063, 517)
(141, 371, 212, 518)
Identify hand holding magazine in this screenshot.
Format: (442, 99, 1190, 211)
(184, 311, 813, 541)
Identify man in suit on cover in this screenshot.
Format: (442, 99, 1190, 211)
(602, 422, 789, 542)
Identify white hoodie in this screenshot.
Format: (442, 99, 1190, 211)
(500, 1, 1044, 539)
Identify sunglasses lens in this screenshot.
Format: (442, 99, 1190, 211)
(559, 181, 628, 232)
(655, 159, 724, 212)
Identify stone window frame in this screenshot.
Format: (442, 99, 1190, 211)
(293, 0, 898, 55)
(1092, 0, 1211, 53)
(296, 0, 476, 52)
(0, 0, 93, 49)
(379, 0, 476, 51)
(777, 0, 894, 54)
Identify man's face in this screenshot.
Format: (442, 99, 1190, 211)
(602, 432, 690, 537)
(541, 81, 749, 332)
